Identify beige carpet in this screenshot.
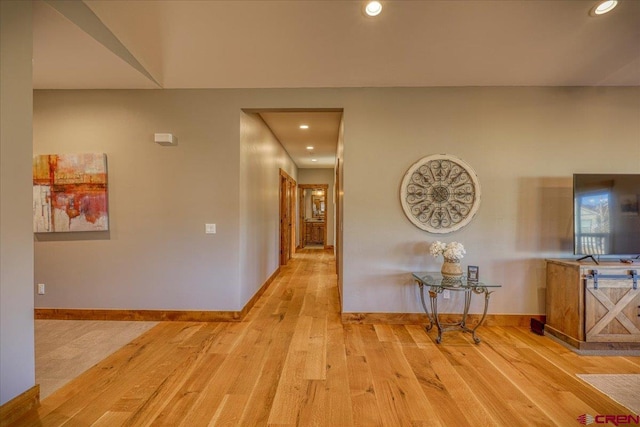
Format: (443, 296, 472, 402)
(577, 374, 640, 415)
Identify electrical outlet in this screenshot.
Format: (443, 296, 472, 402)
(37, 283, 45, 295)
(443, 289, 450, 299)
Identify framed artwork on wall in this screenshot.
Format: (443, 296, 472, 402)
(33, 153, 109, 232)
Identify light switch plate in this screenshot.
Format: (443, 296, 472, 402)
(205, 223, 216, 234)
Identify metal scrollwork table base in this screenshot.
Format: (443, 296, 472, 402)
(412, 273, 501, 344)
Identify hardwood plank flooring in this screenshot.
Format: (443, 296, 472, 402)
(10, 249, 640, 426)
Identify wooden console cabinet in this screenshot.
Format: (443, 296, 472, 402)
(546, 259, 640, 350)
(304, 221, 325, 245)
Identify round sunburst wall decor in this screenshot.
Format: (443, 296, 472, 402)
(400, 154, 481, 233)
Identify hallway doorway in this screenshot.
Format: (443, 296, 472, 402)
(299, 184, 329, 249)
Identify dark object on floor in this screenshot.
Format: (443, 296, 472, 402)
(530, 318, 545, 336)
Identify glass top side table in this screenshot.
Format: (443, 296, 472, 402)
(412, 272, 501, 344)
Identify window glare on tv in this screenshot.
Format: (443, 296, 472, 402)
(573, 174, 640, 256)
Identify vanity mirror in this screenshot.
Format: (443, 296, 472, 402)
(312, 194, 325, 218)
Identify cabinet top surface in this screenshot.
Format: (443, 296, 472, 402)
(546, 258, 639, 268)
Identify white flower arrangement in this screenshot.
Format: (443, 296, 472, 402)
(429, 241, 466, 261)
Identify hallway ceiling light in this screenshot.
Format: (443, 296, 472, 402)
(306, 146, 314, 150)
(311, 159, 318, 162)
(364, 1, 383, 17)
(299, 124, 309, 129)
(590, 0, 618, 16)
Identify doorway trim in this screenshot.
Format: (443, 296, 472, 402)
(279, 169, 296, 266)
(298, 183, 329, 249)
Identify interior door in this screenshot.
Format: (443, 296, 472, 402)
(280, 174, 290, 265)
(289, 180, 296, 256)
(280, 170, 296, 266)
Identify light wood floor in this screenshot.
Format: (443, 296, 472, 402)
(12, 249, 640, 426)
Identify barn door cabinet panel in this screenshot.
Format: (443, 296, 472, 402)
(585, 268, 640, 342)
(545, 259, 640, 350)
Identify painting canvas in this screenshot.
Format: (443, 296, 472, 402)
(33, 153, 109, 232)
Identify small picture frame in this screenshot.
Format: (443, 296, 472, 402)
(467, 265, 479, 282)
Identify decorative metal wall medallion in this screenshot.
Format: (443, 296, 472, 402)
(400, 154, 481, 233)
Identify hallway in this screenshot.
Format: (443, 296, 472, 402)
(12, 249, 638, 426)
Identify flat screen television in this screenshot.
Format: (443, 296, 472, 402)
(573, 174, 640, 259)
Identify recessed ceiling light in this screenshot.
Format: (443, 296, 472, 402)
(306, 146, 314, 150)
(311, 159, 318, 162)
(590, 0, 618, 16)
(300, 125, 309, 129)
(364, 1, 382, 17)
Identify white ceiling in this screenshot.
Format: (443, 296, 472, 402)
(32, 0, 640, 168)
(258, 111, 343, 168)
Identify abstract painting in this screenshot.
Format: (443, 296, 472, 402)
(33, 153, 109, 232)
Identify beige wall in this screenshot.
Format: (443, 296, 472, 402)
(32, 87, 640, 319)
(1, 0, 35, 405)
(298, 168, 335, 247)
(240, 112, 297, 306)
(341, 87, 640, 315)
(34, 90, 242, 310)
